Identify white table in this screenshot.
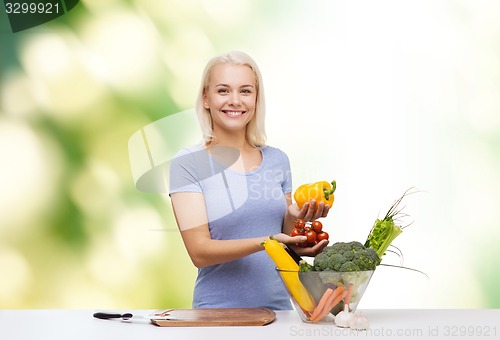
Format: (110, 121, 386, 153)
(1, 309, 498, 339)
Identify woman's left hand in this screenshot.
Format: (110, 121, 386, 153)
(287, 199, 330, 222)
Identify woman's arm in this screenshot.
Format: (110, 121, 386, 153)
(171, 192, 305, 268)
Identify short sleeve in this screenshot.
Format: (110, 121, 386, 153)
(280, 150, 293, 195)
(169, 148, 202, 195)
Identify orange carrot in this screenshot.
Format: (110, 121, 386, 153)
(344, 283, 354, 307)
(327, 290, 348, 314)
(309, 288, 334, 321)
(310, 286, 345, 322)
(312, 288, 347, 322)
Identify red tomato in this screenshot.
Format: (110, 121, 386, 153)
(305, 230, 317, 243)
(291, 228, 304, 237)
(311, 220, 323, 232)
(294, 219, 306, 229)
(316, 231, 329, 242)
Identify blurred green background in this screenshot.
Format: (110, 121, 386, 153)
(1, 0, 500, 309)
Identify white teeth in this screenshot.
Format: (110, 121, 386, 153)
(225, 111, 242, 116)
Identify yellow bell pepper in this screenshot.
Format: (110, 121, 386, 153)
(262, 238, 315, 314)
(294, 180, 336, 210)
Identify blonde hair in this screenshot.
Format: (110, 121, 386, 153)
(195, 51, 267, 147)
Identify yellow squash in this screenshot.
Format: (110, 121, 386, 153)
(262, 238, 315, 314)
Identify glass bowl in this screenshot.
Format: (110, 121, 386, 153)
(276, 268, 374, 323)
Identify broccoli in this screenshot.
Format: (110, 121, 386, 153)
(299, 260, 313, 272)
(339, 261, 360, 272)
(313, 241, 380, 272)
(311, 252, 329, 271)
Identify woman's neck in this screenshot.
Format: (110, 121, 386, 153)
(206, 133, 262, 173)
(208, 130, 254, 152)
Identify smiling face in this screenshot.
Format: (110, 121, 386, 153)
(203, 63, 257, 140)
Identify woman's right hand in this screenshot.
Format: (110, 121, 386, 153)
(272, 232, 306, 245)
(272, 233, 329, 257)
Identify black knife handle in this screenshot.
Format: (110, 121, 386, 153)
(284, 245, 303, 265)
(93, 312, 132, 320)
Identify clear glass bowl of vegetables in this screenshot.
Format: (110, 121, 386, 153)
(275, 240, 379, 323)
(277, 266, 374, 323)
(269, 188, 423, 324)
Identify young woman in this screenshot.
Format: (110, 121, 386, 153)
(169, 51, 330, 310)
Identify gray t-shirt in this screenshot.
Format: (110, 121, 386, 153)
(169, 144, 293, 310)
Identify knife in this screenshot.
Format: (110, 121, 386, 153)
(93, 312, 137, 320)
(93, 311, 174, 321)
(284, 245, 303, 265)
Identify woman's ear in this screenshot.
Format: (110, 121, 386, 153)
(203, 95, 209, 109)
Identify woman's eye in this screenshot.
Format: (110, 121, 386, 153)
(241, 89, 252, 94)
(217, 88, 229, 94)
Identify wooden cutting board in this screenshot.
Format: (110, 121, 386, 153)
(151, 308, 276, 327)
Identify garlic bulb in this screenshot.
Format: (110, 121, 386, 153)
(334, 304, 352, 328)
(348, 311, 370, 330)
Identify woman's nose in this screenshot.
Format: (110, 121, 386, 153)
(228, 92, 241, 105)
